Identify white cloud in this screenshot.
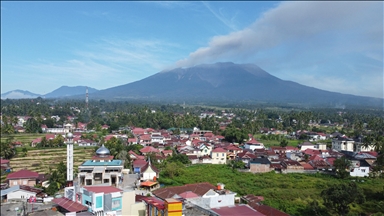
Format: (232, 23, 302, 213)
(12, 37, 181, 93)
(202, 1, 239, 31)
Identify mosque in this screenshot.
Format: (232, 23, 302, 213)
(77, 144, 124, 187)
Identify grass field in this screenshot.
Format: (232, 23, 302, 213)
(253, 134, 302, 147)
(1, 133, 43, 144)
(160, 164, 384, 216)
(1, 146, 95, 183)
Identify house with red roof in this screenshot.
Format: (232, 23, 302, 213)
(139, 134, 152, 146)
(237, 151, 257, 165)
(0, 159, 11, 172)
(132, 127, 146, 136)
(129, 150, 145, 160)
(244, 139, 265, 151)
(128, 137, 138, 145)
(140, 146, 160, 155)
(7, 169, 39, 187)
(162, 150, 173, 157)
(211, 147, 227, 164)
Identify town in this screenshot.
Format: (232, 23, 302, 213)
(0, 99, 383, 216)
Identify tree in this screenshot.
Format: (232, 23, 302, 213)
(321, 182, 365, 215)
(167, 154, 190, 165)
(46, 162, 67, 195)
(162, 162, 185, 178)
(0, 138, 16, 159)
(227, 160, 245, 172)
(333, 156, 351, 179)
(280, 139, 288, 147)
(25, 118, 41, 133)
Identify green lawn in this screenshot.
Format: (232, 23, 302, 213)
(253, 134, 302, 147)
(159, 164, 384, 216)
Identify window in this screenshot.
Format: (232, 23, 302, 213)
(112, 199, 121, 209)
(361, 169, 365, 172)
(23, 180, 27, 185)
(216, 153, 218, 157)
(13, 181, 17, 185)
(222, 153, 224, 157)
(85, 200, 92, 207)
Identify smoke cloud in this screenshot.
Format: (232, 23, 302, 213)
(170, 1, 382, 69)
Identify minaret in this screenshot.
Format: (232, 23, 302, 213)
(66, 132, 74, 186)
(85, 87, 89, 110)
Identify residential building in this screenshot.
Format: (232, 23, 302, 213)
(211, 148, 227, 164)
(6, 169, 39, 187)
(79, 185, 123, 216)
(77, 145, 123, 187)
(244, 139, 265, 151)
(249, 158, 271, 173)
(332, 137, 354, 152)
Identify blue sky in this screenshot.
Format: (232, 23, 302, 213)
(1, 1, 383, 98)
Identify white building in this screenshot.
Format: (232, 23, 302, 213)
(332, 137, 354, 152)
(210, 148, 227, 164)
(244, 139, 265, 151)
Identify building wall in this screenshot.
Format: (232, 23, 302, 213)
(208, 193, 235, 209)
(350, 166, 370, 177)
(7, 190, 35, 200)
(121, 190, 135, 216)
(130, 202, 146, 216)
(332, 140, 354, 152)
(8, 179, 35, 187)
(211, 152, 227, 165)
(81, 190, 93, 212)
(249, 164, 270, 173)
(142, 166, 157, 181)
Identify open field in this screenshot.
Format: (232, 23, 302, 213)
(253, 134, 302, 147)
(1, 133, 43, 144)
(2, 147, 95, 183)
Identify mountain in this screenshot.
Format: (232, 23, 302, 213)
(43, 86, 99, 98)
(1, 90, 41, 99)
(90, 62, 383, 108)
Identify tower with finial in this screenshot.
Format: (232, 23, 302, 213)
(85, 86, 89, 109)
(64, 132, 75, 201)
(66, 132, 74, 186)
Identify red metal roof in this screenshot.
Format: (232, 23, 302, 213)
(212, 147, 227, 153)
(211, 205, 265, 216)
(140, 146, 160, 153)
(52, 197, 88, 212)
(0, 159, 10, 164)
(7, 169, 39, 179)
(83, 186, 122, 194)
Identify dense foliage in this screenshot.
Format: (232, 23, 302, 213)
(159, 165, 384, 216)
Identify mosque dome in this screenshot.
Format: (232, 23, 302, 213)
(66, 132, 73, 139)
(96, 144, 110, 157)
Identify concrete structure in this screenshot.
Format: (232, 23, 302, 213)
(78, 145, 123, 187)
(79, 185, 123, 216)
(0, 185, 44, 201)
(65, 132, 75, 201)
(211, 148, 227, 164)
(6, 170, 39, 187)
(332, 137, 354, 152)
(249, 158, 271, 173)
(121, 190, 146, 216)
(244, 139, 265, 151)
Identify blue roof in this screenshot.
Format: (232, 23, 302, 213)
(81, 160, 122, 166)
(1, 185, 20, 196)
